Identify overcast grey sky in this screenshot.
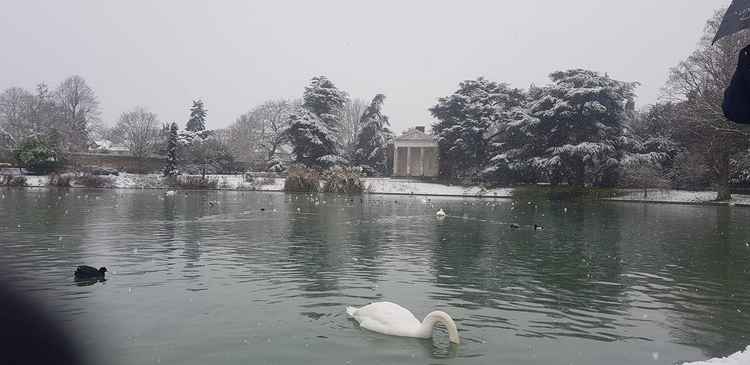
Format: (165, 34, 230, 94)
(0, 1, 727, 134)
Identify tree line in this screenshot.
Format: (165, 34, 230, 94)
(0, 73, 393, 178)
(430, 9, 750, 201)
(1, 9, 746, 200)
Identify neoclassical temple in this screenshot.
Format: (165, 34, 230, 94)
(392, 127, 439, 177)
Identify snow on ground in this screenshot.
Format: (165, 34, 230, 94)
(682, 346, 750, 365)
(11, 174, 513, 198)
(23, 176, 48, 187)
(113, 174, 166, 189)
(363, 178, 513, 198)
(610, 189, 750, 206)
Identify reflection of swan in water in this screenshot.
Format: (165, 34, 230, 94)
(346, 302, 460, 344)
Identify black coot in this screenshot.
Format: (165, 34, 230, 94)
(74, 266, 107, 279)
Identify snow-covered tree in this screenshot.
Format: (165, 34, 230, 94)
(303, 76, 348, 125)
(0, 87, 34, 150)
(286, 76, 348, 167)
(55, 75, 100, 151)
(430, 77, 526, 179)
(1, 80, 97, 155)
(164, 122, 178, 176)
(177, 128, 212, 177)
(338, 98, 368, 154)
(227, 100, 293, 163)
(186, 99, 207, 132)
(285, 108, 344, 167)
(352, 94, 393, 175)
(490, 69, 638, 187)
(115, 107, 161, 159)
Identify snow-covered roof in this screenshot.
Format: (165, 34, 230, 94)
(395, 128, 436, 144)
(93, 140, 112, 149)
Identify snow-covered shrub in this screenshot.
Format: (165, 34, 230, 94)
(284, 165, 320, 192)
(168, 176, 219, 190)
(0, 175, 26, 187)
(322, 166, 364, 194)
(48, 173, 73, 187)
(75, 174, 115, 188)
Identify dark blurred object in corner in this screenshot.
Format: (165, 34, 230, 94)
(719, 1, 750, 124)
(0, 281, 85, 365)
(724, 45, 750, 124)
(713, 0, 750, 44)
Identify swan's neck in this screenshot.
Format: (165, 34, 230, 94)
(419, 311, 460, 344)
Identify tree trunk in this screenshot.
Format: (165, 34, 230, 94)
(715, 153, 731, 201)
(571, 163, 586, 187)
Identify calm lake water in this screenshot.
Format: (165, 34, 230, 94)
(1, 188, 749, 364)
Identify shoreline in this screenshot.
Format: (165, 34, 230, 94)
(1, 174, 514, 199)
(606, 189, 750, 208)
(5, 175, 750, 206)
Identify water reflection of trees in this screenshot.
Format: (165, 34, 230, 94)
(285, 196, 390, 297)
(286, 197, 346, 294)
(649, 206, 750, 358)
(427, 202, 628, 341)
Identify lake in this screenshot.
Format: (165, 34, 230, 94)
(0, 188, 749, 364)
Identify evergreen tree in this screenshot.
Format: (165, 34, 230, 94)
(430, 77, 525, 179)
(491, 69, 637, 187)
(286, 76, 348, 167)
(186, 99, 207, 132)
(352, 94, 392, 175)
(286, 108, 343, 167)
(164, 122, 179, 176)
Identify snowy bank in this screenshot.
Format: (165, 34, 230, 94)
(11, 174, 513, 198)
(364, 178, 512, 198)
(682, 346, 750, 365)
(608, 189, 750, 206)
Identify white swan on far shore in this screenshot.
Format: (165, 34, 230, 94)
(436, 209, 447, 218)
(346, 302, 460, 344)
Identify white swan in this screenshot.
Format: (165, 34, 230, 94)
(436, 209, 447, 218)
(165, 190, 176, 196)
(346, 302, 460, 344)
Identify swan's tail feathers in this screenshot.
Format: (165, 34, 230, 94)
(346, 306, 359, 317)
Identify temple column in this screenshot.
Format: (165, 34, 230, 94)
(393, 144, 399, 176)
(420, 147, 425, 176)
(406, 147, 411, 176)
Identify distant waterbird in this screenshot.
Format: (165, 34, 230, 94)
(346, 302, 460, 344)
(165, 190, 176, 197)
(436, 209, 447, 218)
